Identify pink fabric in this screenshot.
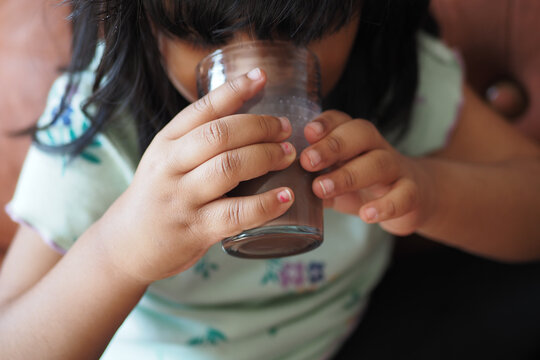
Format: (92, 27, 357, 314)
(445, 49, 465, 146)
(4, 203, 67, 255)
(0, 1, 71, 257)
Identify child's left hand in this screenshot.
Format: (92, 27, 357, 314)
(300, 110, 431, 235)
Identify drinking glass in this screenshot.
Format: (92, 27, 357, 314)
(197, 40, 323, 259)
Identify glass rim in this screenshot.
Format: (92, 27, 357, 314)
(196, 39, 319, 73)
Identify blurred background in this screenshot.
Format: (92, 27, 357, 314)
(0, 0, 70, 254)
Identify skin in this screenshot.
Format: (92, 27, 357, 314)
(160, 17, 359, 101)
(1, 14, 540, 360)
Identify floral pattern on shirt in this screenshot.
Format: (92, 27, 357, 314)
(261, 259, 326, 290)
(187, 328, 227, 346)
(39, 82, 103, 168)
(193, 255, 220, 279)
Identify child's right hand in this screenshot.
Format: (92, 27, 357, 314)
(95, 69, 296, 283)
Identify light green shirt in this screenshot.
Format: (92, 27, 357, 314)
(8, 32, 462, 360)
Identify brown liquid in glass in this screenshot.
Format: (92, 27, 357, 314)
(223, 160, 323, 258)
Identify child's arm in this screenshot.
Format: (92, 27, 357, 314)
(0, 225, 148, 359)
(300, 84, 540, 262)
(0, 69, 296, 358)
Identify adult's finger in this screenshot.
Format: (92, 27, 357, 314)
(303, 110, 352, 144)
(301, 118, 387, 172)
(311, 149, 400, 198)
(359, 177, 419, 224)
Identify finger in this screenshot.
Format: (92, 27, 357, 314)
(303, 110, 351, 144)
(312, 149, 400, 199)
(169, 114, 292, 173)
(161, 68, 267, 139)
(182, 142, 296, 204)
(359, 177, 419, 224)
(199, 187, 295, 240)
(301, 118, 387, 172)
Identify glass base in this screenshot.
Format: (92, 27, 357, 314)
(222, 225, 322, 259)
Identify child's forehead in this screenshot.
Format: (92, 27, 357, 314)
(145, 0, 362, 46)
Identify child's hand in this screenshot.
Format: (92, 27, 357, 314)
(97, 69, 296, 283)
(300, 110, 431, 236)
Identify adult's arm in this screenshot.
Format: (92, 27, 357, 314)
(411, 85, 540, 261)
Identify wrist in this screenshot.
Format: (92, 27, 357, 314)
(88, 211, 154, 289)
(408, 157, 441, 231)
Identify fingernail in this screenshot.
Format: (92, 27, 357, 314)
(280, 142, 294, 155)
(307, 121, 324, 136)
(279, 116, 291, 132)
(247, 67, 262, 81)
(277, 189, 292, 203)
(319, 178, 334, 196)
(306, 149, 321, 167)
(365, 207, 378, 222)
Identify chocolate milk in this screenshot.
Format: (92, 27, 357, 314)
(224, 159, 323, 258)
(220, 95, 324, 258)
(196, 41, 323, 258)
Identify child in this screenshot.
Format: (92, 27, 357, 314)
(1, 0, 540, 359)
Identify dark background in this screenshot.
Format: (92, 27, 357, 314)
(335, 237, 540, 359)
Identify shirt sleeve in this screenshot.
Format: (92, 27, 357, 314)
(392, 31, 464, 157)
(6, 68, 139, 253)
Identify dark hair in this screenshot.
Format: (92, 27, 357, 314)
(33, 0, 434, 155)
